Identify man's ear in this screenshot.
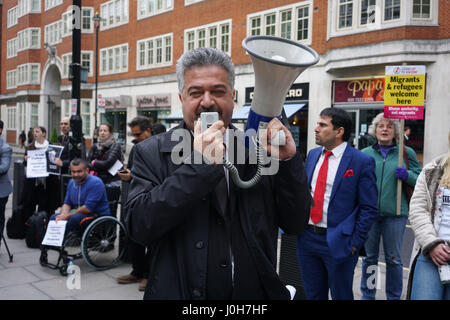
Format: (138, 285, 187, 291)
(178, 93, 183, 103)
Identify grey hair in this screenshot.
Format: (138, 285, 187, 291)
(368, 112, 401, 140)
(176, 47, 235, 93)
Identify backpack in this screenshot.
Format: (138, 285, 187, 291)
(6, 205, 26, 239)
(25, 211, 48, 248)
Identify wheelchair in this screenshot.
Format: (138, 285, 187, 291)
(39, 197, 128, 276)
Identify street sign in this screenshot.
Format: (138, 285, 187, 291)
(384, 65, 426, 120)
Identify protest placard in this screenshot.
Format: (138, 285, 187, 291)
(26, 149, 49, 178)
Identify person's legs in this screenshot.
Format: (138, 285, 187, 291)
(328, 252, 359, 300)
(360, 216, 382, 300)
(0, 196, 8, 240)
(411, 253, 445, 300)
(297, 229, 330, 300)
(381, 216, 407, 300)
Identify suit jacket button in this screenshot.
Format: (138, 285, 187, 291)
(195, 241, 204, 249)
(192, 289, 202, 297)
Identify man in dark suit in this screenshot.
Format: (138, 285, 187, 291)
(126, 47, 311, 300)
(296, 107, 378, 300)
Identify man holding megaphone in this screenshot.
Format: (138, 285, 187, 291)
(125, 47, 312, 300)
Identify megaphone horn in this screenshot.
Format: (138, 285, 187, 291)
(242, 36, 319, 144)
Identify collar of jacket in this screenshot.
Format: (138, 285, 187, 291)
(372, 140, 398, 153)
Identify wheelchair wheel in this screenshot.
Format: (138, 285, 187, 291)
(81, 216, 127, 270)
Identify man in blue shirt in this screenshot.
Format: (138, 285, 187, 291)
(50, 158, 109, 232)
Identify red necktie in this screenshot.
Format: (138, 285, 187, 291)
(310, 150, 333, 224)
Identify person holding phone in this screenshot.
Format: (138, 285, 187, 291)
(125, 48, 311, 300)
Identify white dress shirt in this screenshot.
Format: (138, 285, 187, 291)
(309, 142, 348, 228)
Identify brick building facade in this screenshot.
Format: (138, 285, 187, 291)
(1, 0, 449, 163)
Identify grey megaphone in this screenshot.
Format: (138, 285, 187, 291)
(242, 35, 319, 145)
(224, 36, 319, 189)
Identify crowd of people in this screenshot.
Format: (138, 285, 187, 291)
(1, 47, 449, 301)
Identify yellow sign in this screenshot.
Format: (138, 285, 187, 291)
(384, 66, 426, 107)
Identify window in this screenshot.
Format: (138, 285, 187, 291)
(184, 20, 231, 54)
(62, 52, 93, 78)
(7, 38, 18, 59)
(280, 10, 292, 39)
(30, 104, 39, 128)
(7, 108, 17, 130)
(45, 0, 62, 11)
(100, 44, 128, 75)
(339, 0, 353, 29)
(138, 0, 173, 19)
(100, 0, 129, 30)
(185, 0, 206, 5)
(250, 17, 261, 36)
(82, 8, 93, 31)
(81, 101, 91, 137)
(7, 70, 17, 89)
(413, 0, 430, 19)
(384, 0, 400, 21)
(247, 3, 312, 43)
(7, 7, 18, 28)
(137, 34, 172, 70)
(45, 21, 62, 45)
(297, 6, 309, 40)
(360, 0, 376, 25)
(265, 13, 276, 36)
(31, 65, 40, 83)
(18, 29, 40, 51)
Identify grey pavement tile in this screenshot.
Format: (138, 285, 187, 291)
(33, 270, 121, 299)
(0, 267, 40, 288)
(76, 284, 144, 300)
(0, 284, 52, 300)
(0, 250, 42, 269)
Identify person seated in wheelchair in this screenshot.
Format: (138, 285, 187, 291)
(50, 158, 110, 234)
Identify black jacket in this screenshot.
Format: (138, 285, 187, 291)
(87, 142, 123, 185)
(125, 123, 311, 300)
(58, 134, 81, 174)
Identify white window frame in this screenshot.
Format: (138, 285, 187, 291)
(81, 100, 92, 137)
(45, 0, 63, 11)
(382, 0, 401, 22)
(61, 51, 93, 79)
(44, 20, 63, 46)
(247, 2, 313, 45)
(7, 7, 18, 28)
(7, 38, 18, 59)
(185, 0, 206, 5)
(6, 70, 18, 89)
(412, 0, 432, 20)
(184, 19, 232, 55)
(100, 0, 129, 31)
(16, 63, 40, 86)
(136, 33, 173, 70)
(137, 0, 173, 20)
(328, 0, 438, 39)
(30, 103, 39, 128)
(7, 107, 17, 130)
(100, 43, 129, 75)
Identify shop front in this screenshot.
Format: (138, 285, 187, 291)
(243, 82, 310, 158)
(332, 77, 425, 162)
(100, 96, 128, 152)
(136, 93, 172, 127)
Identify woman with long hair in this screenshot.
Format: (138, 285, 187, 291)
(408, 131, 450, 299)
(87, 123, 123, 217)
